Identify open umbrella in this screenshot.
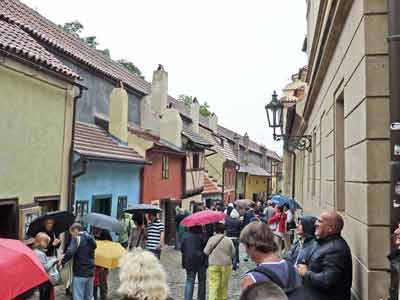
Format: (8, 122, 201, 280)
(124, 204, 162, 214)
(287, 198, 302, 210)
(95, 240, 126, 269)
(81, 213, 123, 233)
(271, 195, 289, 207)
(234, 199, 255, 208)
(181, 210, 225, 227)
(27, 210, 75, 237)
(0, 238, 49, 300)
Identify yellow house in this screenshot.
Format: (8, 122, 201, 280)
(0, 18, 79, 239)
(238, 163, 270, 201)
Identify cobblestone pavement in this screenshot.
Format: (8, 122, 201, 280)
(30, 245, 254, 300)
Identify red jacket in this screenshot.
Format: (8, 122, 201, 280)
(268, 212, 287, 233)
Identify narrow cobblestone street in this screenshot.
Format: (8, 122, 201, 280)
(30, 245, 254, 300)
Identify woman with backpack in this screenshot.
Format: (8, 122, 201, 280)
(240, 222, 304, 300)
(204, 222, 235, 300)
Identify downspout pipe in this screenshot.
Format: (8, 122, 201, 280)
(388, 1, 400, 299)
(67, 86, 86, 213)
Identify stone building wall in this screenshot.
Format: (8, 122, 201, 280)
(294, 1, 390, 299)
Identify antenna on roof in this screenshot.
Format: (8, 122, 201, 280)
(117, 80, 124, 88)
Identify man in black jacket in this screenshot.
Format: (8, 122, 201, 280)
(61, 223, 97, 300)
(297, 212, 352, 300)
(181, 225, 208, 300)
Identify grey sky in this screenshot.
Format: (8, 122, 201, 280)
(22, 0, 307, 155)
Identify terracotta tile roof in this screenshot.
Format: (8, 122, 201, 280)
(0, 17, 79, 79)
(202, 174, 221, 195)
(74, 121, 148, 164)
(0, 0, 150, 94)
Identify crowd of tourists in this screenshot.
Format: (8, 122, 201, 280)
(15, 197, 355, 300)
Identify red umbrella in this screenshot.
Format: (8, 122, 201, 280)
(0, 238, 48, 300)
(181, 210, 225, 227)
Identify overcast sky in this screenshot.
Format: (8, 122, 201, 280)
(22, 0, 307, 155)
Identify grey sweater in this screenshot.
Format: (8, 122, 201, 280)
(204, 234, 235, 266)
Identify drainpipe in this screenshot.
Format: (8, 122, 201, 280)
(67, 86, 85, 213)
(388, 1, 400, 299)
(291, 151, 296, 199)
(222, 161, 226, 203)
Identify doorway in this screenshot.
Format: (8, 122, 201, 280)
(161, 199, 178, 245)
(0, 200, 18, 239)
(92, 195, 112, 215)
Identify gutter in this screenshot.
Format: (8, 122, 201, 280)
(68, 86, 86, 212)
(387, 1, 400, 298)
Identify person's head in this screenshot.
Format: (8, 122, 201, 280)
(189, 225, 203, 234)
(240, 222, 278, 263)
(44, 218, 55, 232)
(240, 281, 288, 300)
(230, 209, 240, 219)
(148, 212, 158, 222)
(277, 205, 284, 213)
(178, 208, 184, 215)
(34, 232, 50, 250)
(133, 213, 145, 227)
(69, 222, 83, 238)
(315, 212, 344, 240)
(296, 215, 318, 238)
(92, 226, 102, 237)
(215, 222, 225, 234)
(118, 249, 169, 300)
(282, 204, 289, 212)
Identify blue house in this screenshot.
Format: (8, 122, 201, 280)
(72, 121, 149, 222)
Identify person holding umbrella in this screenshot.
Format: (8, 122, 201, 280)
(119, 212, 135, 249)
(128, 213, 147, 250)
(61, 223, 97, 300)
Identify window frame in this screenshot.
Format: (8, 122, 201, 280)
(117, 196, 128, 220)
(162, 155, 169, 179)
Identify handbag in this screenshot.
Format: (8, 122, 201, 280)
(48, 260, 62, 286)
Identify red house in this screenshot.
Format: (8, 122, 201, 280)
(129, 127, 185, 243)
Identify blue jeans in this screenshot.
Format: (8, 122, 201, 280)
(73, 276, 94, 300)
(184, 268, 206, 300)
(149, 249, 161, 259)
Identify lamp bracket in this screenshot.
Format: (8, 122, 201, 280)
(273, 134, 312, 152)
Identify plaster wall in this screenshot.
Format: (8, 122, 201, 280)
(245, 175, 268, 200)
(0, 58, 73, 210)
(294, 1, 390, 299)
(74, 161, 141, 218)
(142, 151, 183, 203)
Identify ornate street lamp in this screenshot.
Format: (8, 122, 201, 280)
(265, 91, 312, 152)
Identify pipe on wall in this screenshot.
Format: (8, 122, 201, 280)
(388, 1, 400, 298)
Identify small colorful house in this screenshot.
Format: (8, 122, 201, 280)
(0, 15, 79, 239)
(72, 121, 148, 222)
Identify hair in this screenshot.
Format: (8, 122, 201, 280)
(189, 225, 203, 234)
(33, 232, 50, 249)
(240, 222, 278, 253)
(329, 212, 344, 234)
(118, 249, 169, 300)
(133, 213, 145, 227)
(240, 281, 288, 300)
(70, 222, 83, 232)
(215, 222, 225, 234)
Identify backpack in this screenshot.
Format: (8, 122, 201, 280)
(250, 262, 306, 300)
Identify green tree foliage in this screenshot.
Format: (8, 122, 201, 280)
(59, 21, 140, 73)
(178, 94, 212, 117)
(117, 59, 142, 77)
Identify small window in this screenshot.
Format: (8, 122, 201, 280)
(193, 153, 200, 169)
(75, 200, 89, 219)
(117, 196, 128, 220)
(162, 155, 169, 179)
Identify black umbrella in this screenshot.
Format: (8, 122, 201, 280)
(81, 213, 123, 233)
(27, 210, 75, 237)
(124, 204, 162, 214)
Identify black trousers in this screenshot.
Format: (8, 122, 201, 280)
(39, 281, 52, 300)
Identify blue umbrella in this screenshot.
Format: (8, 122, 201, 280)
(271, 195, 289, 207)
(287, 198, 302, 210)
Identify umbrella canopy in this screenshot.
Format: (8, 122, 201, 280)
(95, 240, 126, 269)
(181, 210, 225, 227)
(27, 210, 75, 237)
(81, 213, 123, 233)
(124, 204, 162, 214)
(287, 198, 302, 210)
(0, 238, 48, 300)
(271, 195, 289, 207)
(234, 199, 255, 208)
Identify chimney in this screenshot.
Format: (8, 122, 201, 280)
(190, 97, 200, 133)
(160, 103, 183, 147)
(233, 133, 241, 161)
(208, 113, 218, 133)
(243, 132, 250, 165)
(151, 64, 168, 117)
(109, 81, 128, 143)
(140, 95, 160, 134)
